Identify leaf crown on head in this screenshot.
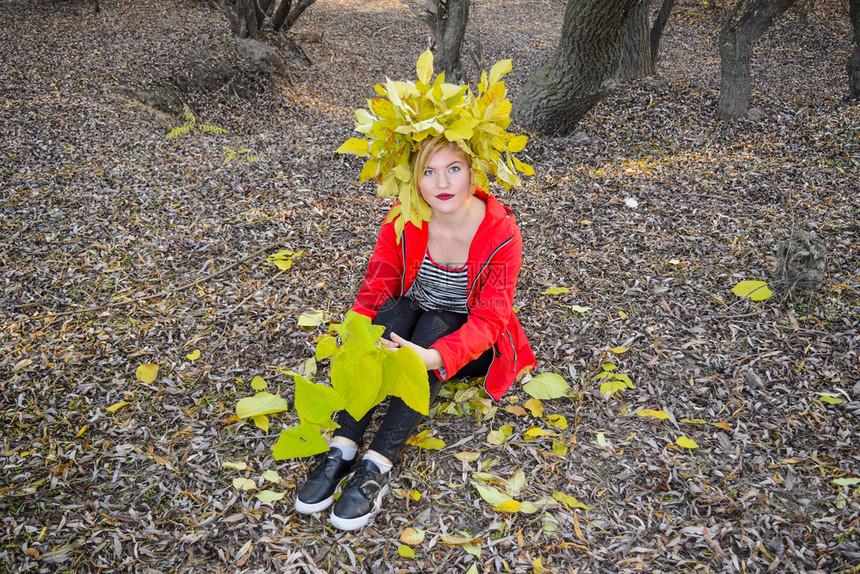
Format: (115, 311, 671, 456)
(336, 49, 534, 238)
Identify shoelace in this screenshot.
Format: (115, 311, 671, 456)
(308, 452, 337, 478)
(346, 464, 379, 490)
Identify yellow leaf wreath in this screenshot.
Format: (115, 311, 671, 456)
(336, 49, 533, 238)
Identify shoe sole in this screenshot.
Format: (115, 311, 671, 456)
(294, 495, 335, 515)
(329, 484, 390, 531)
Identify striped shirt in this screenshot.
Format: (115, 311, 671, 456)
(409, 251, 469, 313)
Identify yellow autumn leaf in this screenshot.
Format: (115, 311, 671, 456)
(455, 451, 481, 462)
(496, 499, 523, 513)
(546, 414, 568, 429)
(731, 280, 773, 301)
(525, 398, 543, 417)
(392, 488, 421, 501)
(251, 415, 269, 432)
(541, 287, 570, 295)
(552, 491, 589, 510)
(262, 469, 281, 484)
(462, 542, 482, 558)
(222, 461, 248, 471)
(416, 48, 434, 84)
(335, 137, 370, 157)
(441, 534, 479, 546)
(232, 477, 256, 491)
(638, 409, 670, 420)
(415, 436, 445, 450)
(399, 527, 426, 545)
(106, 401, 130, 413)
(610, 346, 628, 354)
(487, 424, 513, 445)
(524, 427, 553, 440)
(256, 490, 285, 503)
(676, 436, 700, 449)
(136, 363, 158, 383)
(186, 349, 201, 361)
(250, 376, 268, 391)
(397, 544, 416, 559)
(297, 309, 326, 328)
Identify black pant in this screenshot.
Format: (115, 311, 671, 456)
(333, 296, 492, 463)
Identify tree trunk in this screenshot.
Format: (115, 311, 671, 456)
(716, 0, 798, 119)
(617, 0, 653, 79)
(849, 0, 860, 99)
(272, 0, 317, 32)
(436, 0, 469, 82)
(649, 0, 676, 69)
(512, 0, 640, 135)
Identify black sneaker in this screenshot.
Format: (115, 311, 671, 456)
(294, 448, 353, 514)
(330, 459, 390, 531)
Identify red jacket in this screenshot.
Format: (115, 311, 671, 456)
(352, 189, 536, 400)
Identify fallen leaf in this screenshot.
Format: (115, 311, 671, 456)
(523, 372, 569, 399)
(638, 409, 670, 420)
(136, 363, 158, 383)
(399, 527, 426, 545)
(106, 401, 130, 413)
(262, 469, 281, 483)
(676, 436, 700, 449)
(250, 376, 268, 391)
(256, 490, 285, 503)
(232, 477, 257, 491)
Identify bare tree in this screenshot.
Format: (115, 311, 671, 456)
(410, 0, 470, 82)
(512, 0, 640, 135)
(716, 0, 798, 119)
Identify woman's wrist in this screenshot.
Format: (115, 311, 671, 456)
(425, 348, 444, 371)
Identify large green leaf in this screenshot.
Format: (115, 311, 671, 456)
(330, 314, 383, 420)
(523, 372, 570, 400)
(294, 375, 345, 425)
(271, 424, 329, 460)
(236, 392, 289, 419)
(380, 347, 429, 415)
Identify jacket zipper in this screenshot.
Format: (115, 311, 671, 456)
(400, 231, 407, 294)
(468, 234, 514, 398)
(467, 235, 514, 301)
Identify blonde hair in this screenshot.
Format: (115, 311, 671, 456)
(412, 135, 472, 192)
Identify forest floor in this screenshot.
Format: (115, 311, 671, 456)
(1, 0, 858, 572)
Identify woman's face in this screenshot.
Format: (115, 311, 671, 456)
(418, 145, 473, 217)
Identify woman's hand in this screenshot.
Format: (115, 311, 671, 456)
(387, 333, 444, 371)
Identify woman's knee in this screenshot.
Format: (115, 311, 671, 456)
(411, 310, 466, 348)
(375, 296, 421, 337)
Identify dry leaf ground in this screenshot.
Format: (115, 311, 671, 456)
(1, 0, 858, 572)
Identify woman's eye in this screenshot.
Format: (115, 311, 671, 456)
(449, 166, 460, 173)
(424, 169, 434, 176)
